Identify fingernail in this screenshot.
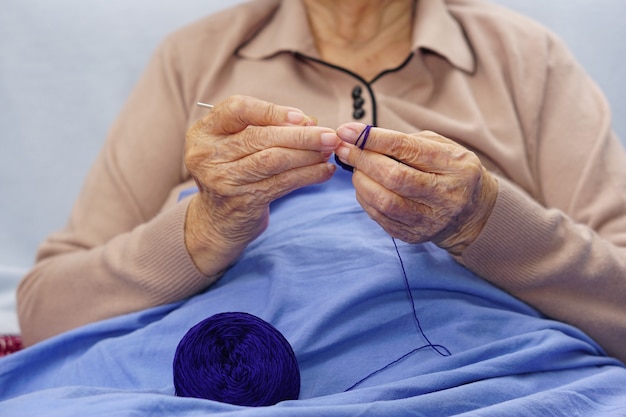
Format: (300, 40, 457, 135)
(306, 116, 319, 126)
(287, 111, 305, 124)
(326, 162, 337, 175)
(336, 126, 359, 143)
(334, 145, 349, 160)
(321, 132, 339, 148)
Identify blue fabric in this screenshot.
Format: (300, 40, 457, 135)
(2, 166, 626, 416)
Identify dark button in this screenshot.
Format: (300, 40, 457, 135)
(353, 108, 365, 119)
(353, 97, 364, 109)
(351, 86, 362, 99)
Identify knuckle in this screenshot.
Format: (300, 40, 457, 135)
(236, 151, 282, 184)
(387, 162, 411, 189)
(263, 103, 282, 124)
(184, 144, 208, 176)
(256, 149, 284, 173)
(386, 133, 412, 160)
(252, 185, 273, 202)
(295, 127, 311, 149)
(420, 130, 439, 138)
(257, 174, 290, 202)
(421, 130, 453, 146)
(377, 192, 403, 216)
(240, 125, 262, 150)
(184, 151, 203, 175)
(225, 95, 248, 114)
(210, 165, 233, 189)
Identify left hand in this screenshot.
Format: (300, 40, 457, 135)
(334, 123, 498, 255)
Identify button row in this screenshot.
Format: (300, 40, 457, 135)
(352, 85, 365, 120)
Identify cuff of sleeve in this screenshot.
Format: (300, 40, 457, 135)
(128, 198, 215, 305)
(460, 179, 563, 290)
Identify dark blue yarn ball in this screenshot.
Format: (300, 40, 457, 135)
(173, 312, 300, 407)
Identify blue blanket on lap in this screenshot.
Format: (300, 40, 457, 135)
(2, 167, 626, 416)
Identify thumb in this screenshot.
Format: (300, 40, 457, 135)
(199, 95, 317, 135)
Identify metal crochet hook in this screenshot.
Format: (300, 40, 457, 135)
(196, 102, 214, 109)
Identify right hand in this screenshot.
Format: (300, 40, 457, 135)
(184, 95, 340, 276)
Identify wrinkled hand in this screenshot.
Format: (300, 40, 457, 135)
(334, 123, 498, 255)
(184, 95, 340, 276)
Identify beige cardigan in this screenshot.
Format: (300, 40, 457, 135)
(18, 0, 626, 362)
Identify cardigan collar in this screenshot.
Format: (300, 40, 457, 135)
(238, 0, 475, 73)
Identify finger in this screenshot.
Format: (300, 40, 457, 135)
(201, 125, 339, 166)
(355, 191, 424, 243)
(228, 148, 333, 185)
(336, 123, 462, 173)
(335, 141, 444, 199)
(241, 162, 337, 205)
(236, 125, 340, 154)
(354, 166, 478, 246)
(201, 95, 317, 135)
(353, 176, 443, 244)
(353, 170, 431, 227)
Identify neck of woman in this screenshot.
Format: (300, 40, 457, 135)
(303, 0, 416, 80)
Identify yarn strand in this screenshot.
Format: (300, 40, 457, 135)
(355, 124, 372, 150)
(359, 124, 450, 356)
(345, 238, 451, 392)
(392, 238, 451, 357)
(335, 124, 372, 172)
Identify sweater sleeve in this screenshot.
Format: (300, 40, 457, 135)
(16, 38, 215, 346)
(461, 33, 626, 363)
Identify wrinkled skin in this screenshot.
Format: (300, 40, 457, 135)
(334, 122, 498, 255)
(184, 96, 497, 278)
(184, 95, 340, 276)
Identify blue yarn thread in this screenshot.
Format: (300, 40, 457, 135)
(335, 124, 372, 172)
(354, 124, 372, 149)
(345, 126, 451, 391)
(173, 312, 300, 406)
(345, 238, 451, 391)
(392, 238, 451, 358)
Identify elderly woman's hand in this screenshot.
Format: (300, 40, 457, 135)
(184, 95, 340, 276)
(334, 123, 498, 256)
